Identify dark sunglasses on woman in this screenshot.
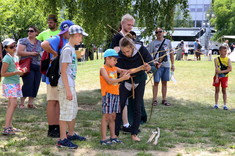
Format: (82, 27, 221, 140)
(8, 45, 16, 49)
(27, 30, 35, 33)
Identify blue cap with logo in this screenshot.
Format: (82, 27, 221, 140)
(104, 49, 119, 58)
(59, 20, 74, 35)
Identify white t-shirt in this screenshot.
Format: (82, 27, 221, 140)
(58, 43, 78, 87)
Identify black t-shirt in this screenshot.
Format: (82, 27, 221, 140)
(110, 33, 123, 49)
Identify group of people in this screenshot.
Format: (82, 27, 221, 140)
(6, 13, 232, 149)
(0, 15, 88, 149)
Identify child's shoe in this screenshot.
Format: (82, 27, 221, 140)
(67, 133, 86, 141)
(110, 138, 123, 144)
(9, 127, 22, 132)
(56, 138, 78, 149)
(100, 139, 112, 145)
(213, 105, 219, 109)
(2, 127, 15, 135)
(223, 106, 228, 110)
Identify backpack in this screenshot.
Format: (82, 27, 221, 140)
(46, 35, 63, 86)
(40, 50, 50, 75)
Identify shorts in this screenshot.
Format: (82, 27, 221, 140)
(2, 84, 22, 98)
(47, 85, 59, 101)
(213, 76, 228, 88)
(154, 66, 170, 82)
(58, 85, 78, 121)
(102, 93, 120, 114)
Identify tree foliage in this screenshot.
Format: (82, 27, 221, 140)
(212, 0, 235, 40)
(0, 0, 188, 45)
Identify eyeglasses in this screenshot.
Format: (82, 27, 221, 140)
(155, 31, 163, 34)
(8, 45, 16, 49)
(27, 30, 35, 33)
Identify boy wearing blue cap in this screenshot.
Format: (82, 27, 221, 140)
(41, 20, 74, 138)
(99, 49, 130, 145)
(56, 25, 88, 149)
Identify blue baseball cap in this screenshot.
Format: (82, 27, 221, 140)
(104, 49, 119, 58)
(59, 20, 74, 35)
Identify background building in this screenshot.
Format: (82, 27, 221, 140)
(188, 0, 212, 28)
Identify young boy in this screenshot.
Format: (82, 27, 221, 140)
(100, 49, 130, 145)
(56, 25, 88, 149)
(213, 46, 232, 110)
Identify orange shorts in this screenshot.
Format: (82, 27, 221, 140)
(212, 76, 228, 88)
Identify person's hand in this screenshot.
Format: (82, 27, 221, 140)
(143, 63, 151, 72)
(215, 77, 219, 83)
(52, 52, 58, 59)
(171, 64, 175, 71)
(66, 90, 73, 101)
(15, 70, 24, 76)
(121, 71, 130, 80)
(31, 52, 39, 56)
(155, 62, 162, 69)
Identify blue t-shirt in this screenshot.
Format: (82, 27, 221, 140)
(45, 35, 68, 84)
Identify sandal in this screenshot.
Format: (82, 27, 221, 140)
(9, 127, 22, 132)
(28, 104, 37, 109)
(19, 104, 25, 109)
(152, 100, 158, 106)
(2, 127, 15, 135)
(162, 100, 171, 106)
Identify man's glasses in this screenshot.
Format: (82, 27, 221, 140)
(27, 30, 35, 33)
(155, 31, 163, 34)
(8, 45, 16, 49)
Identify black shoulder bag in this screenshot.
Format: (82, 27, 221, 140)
(218, 57, 229, 75)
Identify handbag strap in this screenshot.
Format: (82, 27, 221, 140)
(217, 57, 225, 68)
(58, 35, 63, 56)
(154, 39, 166, 59)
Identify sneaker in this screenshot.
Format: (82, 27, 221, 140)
(100, 139, 112, 145)
(213, 105, 219, 109)
(223, 106, 228, 110)
(2, 127, 15, 135)
(67, 133, 86, 141)
(122, 125, 131, 134)
(57, 138, 78, 149)
(110, 138, 123, 144)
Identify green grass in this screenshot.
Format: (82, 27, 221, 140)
(1, 55, 235, 155)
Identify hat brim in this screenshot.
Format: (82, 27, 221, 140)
(105, 55, 119, 58)
(59, 29, 69, 35)
(82, 32, 88, 36)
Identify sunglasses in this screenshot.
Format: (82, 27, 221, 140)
(8, 45, 16, 49)
(27, 30, 35, 33)
(155, 31, 163, 34)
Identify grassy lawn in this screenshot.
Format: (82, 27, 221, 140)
(0, 54, 235, 156)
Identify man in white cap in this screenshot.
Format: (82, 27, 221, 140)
(56, 25, 88, 149)
(41, 20, 74, 138)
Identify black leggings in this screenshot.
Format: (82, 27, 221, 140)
(115, 80, 146, 136)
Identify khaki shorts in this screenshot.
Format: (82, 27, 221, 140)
(58, 85, 78, 121)
(47, 85, 59, 101)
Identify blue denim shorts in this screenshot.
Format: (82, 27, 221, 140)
(154, 66, 170, 82)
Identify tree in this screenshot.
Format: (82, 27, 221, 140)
(0, 0, 188, 45)
(211, 0, 235, 40)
